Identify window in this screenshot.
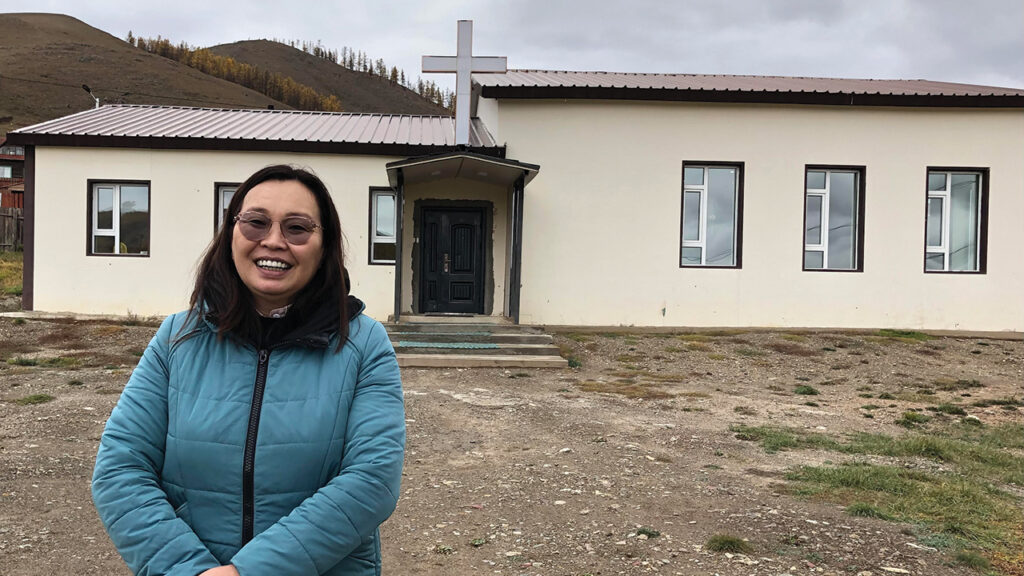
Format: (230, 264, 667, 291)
(216, 183, 238, 230)
(0, 166, 11, 178)
(369, 188, 397, 264)
(803, 167, 865, 271)
(89, 181, 150, 256)
(680, 163, 742, 267)
(925, 168, 987, 273)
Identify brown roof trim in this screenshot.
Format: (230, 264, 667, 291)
(478, 85, 1024, 108)
(3, 132, 506, 158)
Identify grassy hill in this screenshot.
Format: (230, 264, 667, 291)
(0, 13, 287, 137)
(208, 40, 449, 115)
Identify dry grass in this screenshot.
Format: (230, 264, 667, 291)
(577, 379, 673, 399)
(0, 251, 22, 296)
(766, 342, 821, 357)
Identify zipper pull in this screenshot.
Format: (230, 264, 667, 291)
(259, 349, 268, 364)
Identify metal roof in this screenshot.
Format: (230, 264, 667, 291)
(8, 105, 500, 155)
(475, 70, 1024, 107)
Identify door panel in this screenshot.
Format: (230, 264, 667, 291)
(420, 208, 485, 314)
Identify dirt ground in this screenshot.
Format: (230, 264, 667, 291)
(0, 312, 1021, 576)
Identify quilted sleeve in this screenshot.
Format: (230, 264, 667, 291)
(92, 314, 222, 576)
(230, 319, 405, 575)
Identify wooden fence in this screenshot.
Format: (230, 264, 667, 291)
(0, 207, 23, 252)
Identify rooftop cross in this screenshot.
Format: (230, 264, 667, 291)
(422, 20, 507, 146)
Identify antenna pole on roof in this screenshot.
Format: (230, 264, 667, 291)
(422, 20, 507, 146)
(81, 84, 100, 109)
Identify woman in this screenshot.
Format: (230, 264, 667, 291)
(92, 165, 405, 576)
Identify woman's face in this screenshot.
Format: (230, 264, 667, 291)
(231, 179, 324, 314)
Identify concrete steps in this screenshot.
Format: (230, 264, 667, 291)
(386, 318, 567, 368)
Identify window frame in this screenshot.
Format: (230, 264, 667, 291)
(923, 167, 988, 274)
(679, 161, 744, 269)
(86, 179, 152, 257)
(214, 182, 240, 232)
(802, 165, 866, 273)
(368, 187, 398, 265)
(0, 166, 11, 178)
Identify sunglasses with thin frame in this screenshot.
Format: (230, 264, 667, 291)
(234, 211, 322, 245)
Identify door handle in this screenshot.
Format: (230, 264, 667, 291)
(443, 253, 450, 273)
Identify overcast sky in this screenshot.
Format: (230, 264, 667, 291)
(9, 0, 1024, 90)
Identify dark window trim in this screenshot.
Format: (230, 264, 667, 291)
(802, 165, 867, 273)
(368, 186, 398, 266)
(214, 181, 240, 233)
(679, 161, 744, 269)
(86, 179, 152, 258)
(923, 166, 989, 274)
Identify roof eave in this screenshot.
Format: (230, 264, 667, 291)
(2, 133, 507, 157)
(478, 85, 1024, 108)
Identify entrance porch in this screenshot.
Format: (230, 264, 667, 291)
(385, 150, 538, 323)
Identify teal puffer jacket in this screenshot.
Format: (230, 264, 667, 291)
(92, 306, 405, 576)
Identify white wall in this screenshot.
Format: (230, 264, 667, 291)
(32, 148, 399, 321)
(484, 98, 1024, 331)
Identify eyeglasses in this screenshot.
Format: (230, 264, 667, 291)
(234, 211, 322, 245)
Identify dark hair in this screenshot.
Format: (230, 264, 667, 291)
(188, 164, 349, 346)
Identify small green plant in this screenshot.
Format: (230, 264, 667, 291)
(706, 534, 751, 553)
(794, 385, 819, 395)
(67, 379, 84, 386)
(803, 401, 820, 407)
(13, 317, 25, 325)
(896, 411, 932, 428)
(433, 544, 453, 555)
(469, 538, 486, 547)
(7, 356, 37, 366)
(636, 526, 661, 538)
(734, 406, 757, 416)
(846, 502, 893, 520)
(928, 403, 967, 416)
(15, 393, 54, 405)
(567, 356, 582, 369)
(877, 392, 896, 400)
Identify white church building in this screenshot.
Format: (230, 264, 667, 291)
(9, 23, 1024, 332)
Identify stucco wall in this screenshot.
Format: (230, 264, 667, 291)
(484, 98, 1024, 331)
(31, 148, 399, 320)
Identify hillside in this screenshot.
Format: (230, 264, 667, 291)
(0, 13, 287, 137)
(208, 40, 449, 116)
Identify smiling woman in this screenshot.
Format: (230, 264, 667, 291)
(90, 165, 405, 576)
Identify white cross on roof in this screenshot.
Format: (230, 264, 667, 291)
(422, 20, 507, 146)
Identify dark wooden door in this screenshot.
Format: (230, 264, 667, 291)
(421, 208, 485, 314)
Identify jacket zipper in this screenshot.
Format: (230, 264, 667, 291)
(241, 348, 269, 545)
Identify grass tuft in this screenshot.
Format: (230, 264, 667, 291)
(15, 393, 55, 405)
(954, 550, 990, 571)
(794, 385, 820, 396)
(636, 526, 660, 538)
(706, 534, 751, 553)
(896, 411, 932, 428)
(846, 502, 893, 520)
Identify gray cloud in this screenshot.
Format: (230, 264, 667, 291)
(6, 0, 1022, 89)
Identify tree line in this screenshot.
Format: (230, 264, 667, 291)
(272, 38, 454, 111)
(127, 33, 343, 112)
(126, 32, 455, 113)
